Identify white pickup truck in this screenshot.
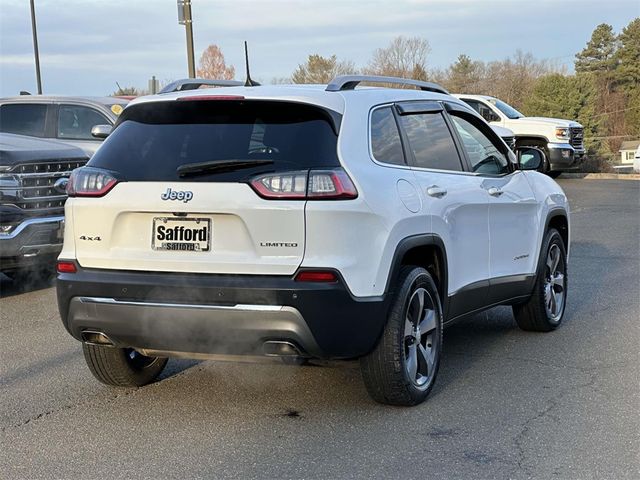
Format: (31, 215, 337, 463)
(454, 94, 585, 177)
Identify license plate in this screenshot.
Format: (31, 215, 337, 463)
(152, 217, 211, 252)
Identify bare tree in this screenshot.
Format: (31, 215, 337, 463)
(366, 36, 431, 80)
(196, 45, 235, 80)
(291, 54, 357, 84)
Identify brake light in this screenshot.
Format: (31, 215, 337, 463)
(67, 167, 118, 197)
(250, 168, 357, 200)
(56, 261, 77, 274)
(294, 270, 338, 283)
(177, 95, 245, 101)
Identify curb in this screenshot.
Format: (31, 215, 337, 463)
(560, 173, 640, 180)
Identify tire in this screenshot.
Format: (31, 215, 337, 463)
(360, 266, 443, 406)
(548, 171, 562, 179)
(82, 343, 167, 387)
(513, 228, 568, 332)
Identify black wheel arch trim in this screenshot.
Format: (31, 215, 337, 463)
(384, 234, 448, 306)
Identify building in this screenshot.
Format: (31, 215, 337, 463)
(619, 140, 640, 165)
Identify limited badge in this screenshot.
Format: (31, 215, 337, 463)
(110, 104, 123, 115)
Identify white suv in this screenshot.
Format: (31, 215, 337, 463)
(56, 76, 570, 406)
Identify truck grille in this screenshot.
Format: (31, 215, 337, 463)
(0, 159, 86, 215)
(570, 127, 584, 150)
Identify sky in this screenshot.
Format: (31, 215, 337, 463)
(1, 0, 639, 97)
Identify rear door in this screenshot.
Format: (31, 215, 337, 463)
(0, 102, 51, 138)
(395, 101, 492, 317)
(71, 98, 341, 275)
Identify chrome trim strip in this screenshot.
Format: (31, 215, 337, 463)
(78, 296, 288, 312)
(547, 143, 575, 151)
(0, 215, 64, 239)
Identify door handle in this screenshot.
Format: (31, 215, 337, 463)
(426, 186, 447, 198)
(487, 187, 503, 197)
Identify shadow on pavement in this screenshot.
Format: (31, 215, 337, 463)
(0, 271, 56, 299)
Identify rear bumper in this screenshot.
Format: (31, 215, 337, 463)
(0, 216, 64, 272)
(56, 266, 389, 360)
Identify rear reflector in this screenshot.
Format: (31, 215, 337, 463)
(294, 270, 338, 283)
(177, 95, 245, 101)
(57, 261, 77, 274)
(250, 168, 357, 200)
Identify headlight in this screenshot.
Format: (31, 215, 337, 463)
(555, 127, 570, 140)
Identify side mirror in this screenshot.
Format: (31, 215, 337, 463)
(91, 124, 112, 139)
(516, 147, 545, 171)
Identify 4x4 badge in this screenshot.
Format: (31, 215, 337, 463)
(161, 187, 193, 203)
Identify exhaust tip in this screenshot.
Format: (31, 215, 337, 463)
(263, 341, 302, 357)
(81, 330, 115, 347)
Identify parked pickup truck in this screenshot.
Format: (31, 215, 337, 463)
(0, 133, 88, 281)
(454, 94, 585, 177)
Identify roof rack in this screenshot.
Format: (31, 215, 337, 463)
(325, 75, 449, 95)
(159, 78, 244, 94)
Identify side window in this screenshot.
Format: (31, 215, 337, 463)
(462, 100, 483, 115)
(0, 104, 48, 137)
(370, 107, 405, 165)
(450, 115, 509, 175)
(399, 112, 462, 171)
(58, 105, 109, 140)
(462, 100, 499, 123)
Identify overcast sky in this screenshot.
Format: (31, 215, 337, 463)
(1, 0, 638, 96)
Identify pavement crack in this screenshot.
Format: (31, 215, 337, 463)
(510, 370, 598, 477)
(1, 388, 140, 433)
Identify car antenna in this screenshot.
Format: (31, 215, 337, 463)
(243, 41, 260, 87)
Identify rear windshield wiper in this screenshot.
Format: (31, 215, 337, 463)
(177, 159, 273, 177)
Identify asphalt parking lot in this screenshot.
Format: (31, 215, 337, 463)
(1, 178, 638, 479)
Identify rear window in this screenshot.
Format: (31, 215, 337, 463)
(89, 100, 341, 182)
(0, 104, 48, 137)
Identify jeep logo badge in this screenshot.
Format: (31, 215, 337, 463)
(161, 187, 193, 203)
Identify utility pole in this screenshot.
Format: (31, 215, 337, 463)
(29, 0, 42, 94)
(177, 0, 196, 78)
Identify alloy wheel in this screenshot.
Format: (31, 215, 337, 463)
(403, 287, 439, 389)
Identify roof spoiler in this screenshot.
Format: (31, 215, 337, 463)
(159, 78, 244, 94)
(326, 75, 449, 95)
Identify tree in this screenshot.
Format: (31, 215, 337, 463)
(575, 23, 619, 75)
(616, 18, 640, 137)
(366, 36, 431, 80)
(616, 18, 640, 88)
(443, 54, 485, 93)
(196, 45, 235, 80)
(291, 54, 356, 84)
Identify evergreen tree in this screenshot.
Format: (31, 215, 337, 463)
(575, 23, 619, 74)
(616, 18, 640, 87)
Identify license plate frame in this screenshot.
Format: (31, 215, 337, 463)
(152, 217, 211, 252)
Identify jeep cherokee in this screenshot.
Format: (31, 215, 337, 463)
(56, 76, 569, 406)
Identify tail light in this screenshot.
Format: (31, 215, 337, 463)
(67, 167, 118, 197)
(250, 168, 357, 200)
(56, 260, 77, 273)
